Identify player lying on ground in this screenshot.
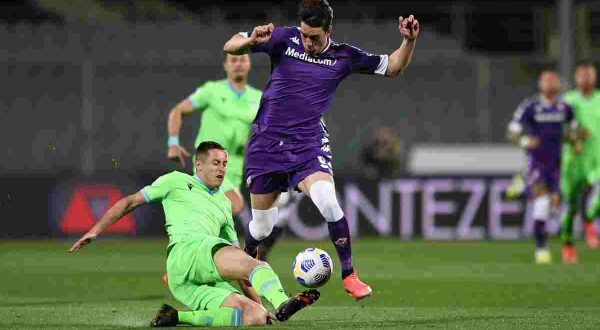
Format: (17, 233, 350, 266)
(69, 141, 320, 327)
(560, 63, 600, 263)
(507, 70, 579, 264)
(223, 0, 419, 300)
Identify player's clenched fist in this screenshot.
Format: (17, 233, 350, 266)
(250, 23, 275, 45)
(399, 15, 419, 41)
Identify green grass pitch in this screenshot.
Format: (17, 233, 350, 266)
(1, 238, 600, 329)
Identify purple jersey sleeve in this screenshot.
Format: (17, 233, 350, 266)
(347, 45, 389, 75)
(508, 100, 533, 134)
(239, 27, 287, 55)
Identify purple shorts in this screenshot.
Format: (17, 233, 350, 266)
(526, 162, 560, 196)
(244, 132, 333, 194)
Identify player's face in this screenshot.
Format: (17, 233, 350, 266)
(196, 149, 228, 188)
(575, 66, 597, 91)
(300, 22, 331, 55)
(538, 71, 560, 96)
(224, 54, 251, 81)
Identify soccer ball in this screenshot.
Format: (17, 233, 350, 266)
(293, 248, 333, 288)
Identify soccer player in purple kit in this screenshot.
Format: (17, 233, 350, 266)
(507, 70, 579, 264)
(223, 0, 419, 299)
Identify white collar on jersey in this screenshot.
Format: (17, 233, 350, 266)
(319, 37, 333, 54)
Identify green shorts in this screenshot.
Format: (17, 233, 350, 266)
(561, 159, 590, 201)
(167, 237, 239, 311)
(589, 167, 600, 183)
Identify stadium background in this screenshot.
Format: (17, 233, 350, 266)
(1, 0, 598, 239)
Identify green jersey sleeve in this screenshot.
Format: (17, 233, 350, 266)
(141, 172, 176, 203)
(188, 82, 214, 110)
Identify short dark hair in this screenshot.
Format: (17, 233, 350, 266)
(196, 141, 226, 160)
(298, 0, 333, 31)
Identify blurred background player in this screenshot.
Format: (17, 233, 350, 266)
(166, 53, 260, 216)
(361, 124, 405, 179)
(507, 70, 577, 264)
(223, 0, 419, 299)
(560, 63, 600, 263)
(69, 142, 320, 326)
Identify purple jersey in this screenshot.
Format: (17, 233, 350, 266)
(242, 26, 389, 143)
(509, 95, 576, 164)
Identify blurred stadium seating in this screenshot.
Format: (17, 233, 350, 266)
(0, 0, 597, 239)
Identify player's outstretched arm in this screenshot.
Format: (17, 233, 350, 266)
(386, 15, 419, 77)
(507, 127, 540, 150)
(68, 192, 147, 252)
(167, 99, 193, 168)
(223, 23, 274, 55)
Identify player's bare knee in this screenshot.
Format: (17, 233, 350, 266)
(225, 190, 245, 215)
(550, 193, 561, 208)
(231, 198, 245, 215)
(531, 183, 547, 198)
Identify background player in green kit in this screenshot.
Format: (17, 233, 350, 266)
(166, 54, 261, 215)
(561, 63, 600, 263)
(68, 142, 320, 327)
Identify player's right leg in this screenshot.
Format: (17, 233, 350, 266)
(213, 245, 320, 322)
(257, 190, 297, 262)
(559, 167, 585, 263)
(243, 186, 281, 258)
(584, 178, 600, 248)
(530, 182, 552, 264)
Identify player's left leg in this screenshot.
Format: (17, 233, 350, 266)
(584, 179, 600, 248)
(213, 245, 320, 322)
(530, 182, 552, 264)
(156, 282, 249, 327)
(297, 171, 372, 300)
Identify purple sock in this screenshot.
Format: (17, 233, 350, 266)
(534, 220, 547, 249)
(327, 217, 354, 278)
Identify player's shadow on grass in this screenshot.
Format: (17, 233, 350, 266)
(3, 322, 131, 330)
(1, 294, 165, 307)
(319, 315, 520, 327)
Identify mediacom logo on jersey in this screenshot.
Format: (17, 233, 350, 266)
(284, 47, 336, 66)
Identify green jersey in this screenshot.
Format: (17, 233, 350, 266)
(563, 90, 600, 178)
(141, 171, 238, 248)
(188, 79, 261, 185)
